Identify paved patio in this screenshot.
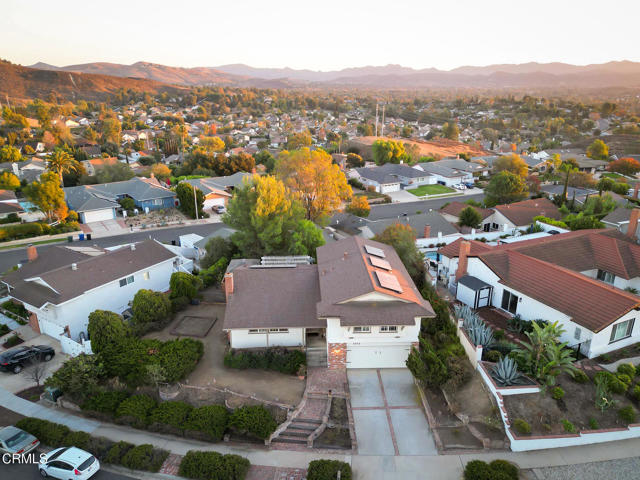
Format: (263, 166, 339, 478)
(348, 369, 437, 456)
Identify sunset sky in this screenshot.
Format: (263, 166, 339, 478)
(2, 0, 639, 71)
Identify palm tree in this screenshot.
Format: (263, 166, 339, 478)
(558, 158, 579, 203)
(47, 149, 77, 187)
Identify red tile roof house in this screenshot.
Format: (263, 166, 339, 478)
(223, 237, 435, 369)
(1, 239, 191, 352)
(483, 198, 562, 232)
(450, 218, 640, 358)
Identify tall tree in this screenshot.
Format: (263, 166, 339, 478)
(285, 131, 312, 150)
(276, 148, 352, 222)
(458, 206, 482, 228)
(373, 223, 425, 289)
(492, 154, 528, 178)
(0, 171, 20, 190)
(484, 171, 528, 206)
(47, 148, 77, 186)
(586, 139, 609, 160)
(559, 158, 579, 202)
(0, 145, 22, 163)
(176, 182, 205, 219)
(371, 139, 409, 165)
(223, 175, 324, 257)
(608, 157, 640, 176)
(442, 122, 460, 141)
(24, 171, 68, 222)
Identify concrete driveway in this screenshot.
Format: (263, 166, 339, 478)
(348, 368, 437, 456)
(0, 334, 69, 394)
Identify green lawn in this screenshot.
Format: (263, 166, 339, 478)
(601, 172, 626, 180)
(407, 184, 456, 196)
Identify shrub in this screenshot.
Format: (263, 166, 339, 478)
(307, 460, 353, 480)
(116, 394, 157, 428)
(15, 418, 70, 446)
(618, 405, 636, 424)
(131, 289, 172, 330)
(105, 441, 135, 465)
(572, 370, 589, 384)
(179, 451, 250, 480)
(169, 272, 202, 300)
(561, 419, 576, 433)
(229, 405, 277, 440)
(493, 329, 506, 341)
(617, 363, 636, 378)
(185, 405, 230, 441)
(617, 373, 632, 386)
(64, 431, 91, 450)
(170, 295, 190, 313)
(149, 401, 193, 430)
(512, 418, 531, 435)
(1, 300, 28, 318)
(484, 350, 502, 363)
(81, 390, 129, 416)
(158, 338, 204, 382)
(121, 444, 169, 472)
(223, 348, 306, 375)
(551, 387, 565, 400)
(632, 385, 640, 401)
(86, 436, 115, 461)
(464, 460, 492, 480)
(611, 377, 629, 393)
(0, 222, 44, 242)
(488, 460, 519, 480)
(588, 418, 599, 430)
(0, 323, 9, 336)
(3, 333, 21, 348)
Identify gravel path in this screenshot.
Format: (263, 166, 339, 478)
(529, 457, 640, 480)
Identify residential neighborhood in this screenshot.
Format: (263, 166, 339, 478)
(2, 3, 640, 479)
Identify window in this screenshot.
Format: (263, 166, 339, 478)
(353, 326, 371, 333)
(152, 199, 163, 206)
(597, 269, 615, 285)
(574, 327, 581, 341)
(379, 326, 398, 333)
(610, 318, 635, 343)
(119, 275, 134, 287)
(143, 271, 150, 281)
(269, 328, 289, 333)
(501, 290, 519, 315)
(492, 223, 499, 230)
(248, 328, 268, 334)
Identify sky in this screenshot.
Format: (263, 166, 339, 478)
(2, 0, 639, 71)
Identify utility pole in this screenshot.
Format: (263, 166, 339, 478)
(374, 104, 379, 137)
(381, 105, 385, 137)
(192, 184, 199, 221)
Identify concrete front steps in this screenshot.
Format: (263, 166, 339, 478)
(306, 347, 327, 368)
(271, 418, 322, 445)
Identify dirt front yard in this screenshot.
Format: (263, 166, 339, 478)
(144, 301, 305, 407)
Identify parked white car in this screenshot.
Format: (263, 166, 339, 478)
(0, 426, 39, 455)
(39, 447, 100, 479)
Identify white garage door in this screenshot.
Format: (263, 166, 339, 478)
(347, 344, 411, 369)
(83, 208, 114, 223)
(380, 183, 400, 193)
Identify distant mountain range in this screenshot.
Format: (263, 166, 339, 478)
(0, 60, 636, 102)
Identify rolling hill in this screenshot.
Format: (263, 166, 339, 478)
(0, 61, 187, 102)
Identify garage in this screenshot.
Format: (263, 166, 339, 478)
(81, 208, 115, 223)
(346, 343, 411, 369)
(203, 197, 226, 210)
(380, 183, 400, 193)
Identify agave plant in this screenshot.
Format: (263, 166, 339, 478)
(490, 355, 526, 387)
(454, 303, 474, 322)
(459, 307, 495, 347)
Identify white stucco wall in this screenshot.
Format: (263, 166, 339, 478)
(229, 328, 305, 348)
(326, 317, 420, 346)
(456, 282, 477, 307)
(28, 258, 176, 341)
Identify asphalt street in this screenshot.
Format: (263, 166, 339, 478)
(1, 461, 138, 479)
(367, 192, 485, 220)
(0, 223, 224, 274)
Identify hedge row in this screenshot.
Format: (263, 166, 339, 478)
(179, 451, 250, 480)
(0, 221, 80, 242)
(223, 348, 306, 375)
(81, 392, 275, 441)
(14, 418, 168, 473)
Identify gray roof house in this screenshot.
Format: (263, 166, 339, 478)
(355, 164, 432, 193)
(64, 177, 177, 223)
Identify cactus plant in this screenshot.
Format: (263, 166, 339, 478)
(459, 307, 495, 347)
(490, 356, 527, 386)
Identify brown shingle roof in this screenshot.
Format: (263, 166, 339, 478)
(7, 240, 176, 307)
(223, 264, 323, 329)
(494, 198, 561, 226)
(478, 249, 640, 332)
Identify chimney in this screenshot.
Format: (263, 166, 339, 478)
(628, 209, 640, 239)
(423, 224, 431, 239)
(71, 263, 77, 271)
(224, 272, 234, 300)
(26, 244, 37, 262)
(634, 184, 639, 199)
(455, 241, 471, 281)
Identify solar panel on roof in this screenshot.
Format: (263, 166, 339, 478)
(364, 245, 385, 258)
(369, 256, 392, 271)
(375, 270, 403, 293)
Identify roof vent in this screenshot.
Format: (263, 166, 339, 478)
(71, 263, 77, 271)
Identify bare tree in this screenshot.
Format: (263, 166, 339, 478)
(27, 363, 48, 387)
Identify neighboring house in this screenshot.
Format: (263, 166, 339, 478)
(2, 239, 191, 343)
(602, 207, 633, 234)
(485, 198, 561, 231)
(413, 161, 474, 186)
(223, 237, 435, 369)
(0, 158, 47, 183)
(435, 158, 491, 177)
(0, 190, 25, 219)
(81, 157, 119, 176)
(440, 201, 493, 225)
(451, 222, 640, 358)
(181, 172, 253, 210)
(354, 164, 434, 193)
(64, 177, 177, 223)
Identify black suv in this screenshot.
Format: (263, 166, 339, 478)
(0, 345, 55, 374)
